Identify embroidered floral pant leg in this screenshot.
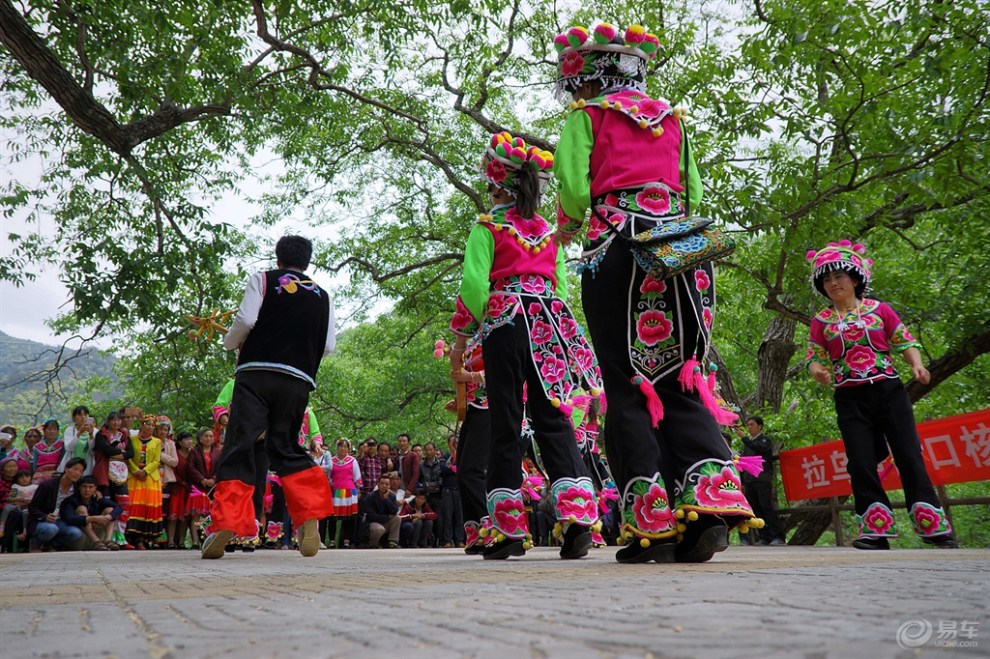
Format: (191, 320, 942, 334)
(836, 380, 950, 538)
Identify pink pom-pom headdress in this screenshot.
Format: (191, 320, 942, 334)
(805, 239, 873, 296)
(482, 131, 554, 195)
(552, 22, 661, 103)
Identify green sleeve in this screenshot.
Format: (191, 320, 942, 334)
(306, 408, 321, 443)
(458, 224, 495, 323)
(214, 379, 234, 408)
(554, 244, 568, 303)
(554, 111, 594, 229)
(680, 124, 703, 213)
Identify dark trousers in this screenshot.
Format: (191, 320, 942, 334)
(457, 407, 491, 525)
(439, 487, 464, 544)
(743, 480, 783, 541)
(835, 378, 940, 517)
(483, 321, 589, 493)
(582, 240, 732, 505)
(217, 370, 316, 484)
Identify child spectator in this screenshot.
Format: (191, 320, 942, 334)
(186, 428, 221, 548)
(1, 468, 35, 546)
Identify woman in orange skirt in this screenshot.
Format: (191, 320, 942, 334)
(125, 415, 164, 549)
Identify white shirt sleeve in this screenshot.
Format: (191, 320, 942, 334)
(223, 272, 265, 351)
(324, 294, 336, 355)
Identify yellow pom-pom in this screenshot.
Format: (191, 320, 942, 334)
(755, 518, 766, 528)
(600, 100, 610, 109)
(677, 523, 687, 533)
(592, 521, 602, 532)
(576, 99, 586, 108)
(677, 533, 684, 542)
(629, 105, 639, 114)
(639, 120, 648, 129)
(640, 538, 651, 548)
(569, 101, 578, 110)
(591, 388, 601, 396)
(652, 127, 664, 138)
(479, 527, 489, 537)
(523, 541, 533, 550)
(496, 533, 505, 543)
(675, 508, 685, 519)
(687, 511, 699, 521)
(739, 525, 750, 534)
(551, 398, 561, 408)
(569, 515, 577, 523)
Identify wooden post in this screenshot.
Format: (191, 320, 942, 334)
(937, 485, 955, 531)
(830, 497, 844, 547)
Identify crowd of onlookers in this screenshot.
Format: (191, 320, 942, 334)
(0, 408, 527, 553)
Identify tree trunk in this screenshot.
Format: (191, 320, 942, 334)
(751, 313, 797, 413)
(785, 496, 851, 545)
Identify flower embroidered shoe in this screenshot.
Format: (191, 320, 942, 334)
(922, 534, 959, 549)
(201, 530, 235, 559)
(675, 517, 728, 563)
(559, 524, 593, 560)
(615, 538, 676, 564)
(482, 538, 526, 560)
(852, 536, 890, 550)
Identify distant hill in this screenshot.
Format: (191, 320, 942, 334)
(0, 330, 118, 430)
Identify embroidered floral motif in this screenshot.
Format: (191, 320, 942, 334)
(621, 474, 677, 538)
(910, 501, 951, 538)
(640, 274, 667, 295)
(694, 269, 711, 292)
(276, 273, 321, 296)
(551, 478, 598, 525)
(485, 159, 507, 183)
(636, 309, 673, 346)
(464, 521, 480, 547)
(676, 460, 754, 516)
(487, 488, 529, 539)
(857, 502, 898, 538)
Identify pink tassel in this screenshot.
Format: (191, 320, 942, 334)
(632, 374, 664, 427)
(877, 458, 897, 481)
(598, 391, 608, 415)
(707, 371, 717, 391)
(679, 358, 700, 393)
(736, 455, 764, 478)
(558, 401, 573, 418)
(694, 371, 738, 426)
(570, 394, 591, 409)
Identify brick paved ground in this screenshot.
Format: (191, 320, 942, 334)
(0, 545, 986, 658)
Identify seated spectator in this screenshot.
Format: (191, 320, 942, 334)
(60, 475, 123, 550)
(0, 426, 16, 461)
(1, 469, 36, 545)
(28, 457, 87, 551)
(388, 471, 411, 508)
(400, 489, 437, 548)
(0, 459, 24, 546)
(364, 475, 401, 548)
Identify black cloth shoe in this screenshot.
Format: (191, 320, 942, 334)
(559, 525, 592, 560)
(676, 518, 729, 563)
(464, 542, 485, 555)
(922, 534, 959, 548)
(852, 536, 890, 550)
(615, 539, 677, 564)
(482, 538, 526, 560)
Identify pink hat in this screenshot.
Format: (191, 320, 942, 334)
(806, 239, 873, 296)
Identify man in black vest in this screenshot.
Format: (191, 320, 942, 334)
(738, 416, 786, 545)
(203, 235, 336, 559)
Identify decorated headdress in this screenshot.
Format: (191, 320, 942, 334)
(806, 239, 874, 297)
(481, 131, 553, 195)
(156, 415, 172, 428)
(553, 23, 660, 103)
(142, 413, 157, 425)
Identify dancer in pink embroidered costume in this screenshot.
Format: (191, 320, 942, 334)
(449, 132, 604, 560)
(806, 240, 957, 549)
(551, 23, 754, 564)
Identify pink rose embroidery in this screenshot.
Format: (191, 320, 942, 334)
(492, 498, 528, 536)
(636, 310, 673, 346)
(863, 506, 895, 535)
(913, 506, 943, 534)
(550, 300, 564, 314)
(694, 270, 711, 291)
(528, 302, 543, 316)
(702, 307, 713, 329)
(485, 159, 507, 183)
(587, 215, 609, 241)
(555, 486, 597, 522)
(635, 185, 672, 215)
(636, 98, 669, 118)
(640, 274, 667, 294)
(631, 483, 676, 533)
(604, 193, 620, 208)
(841, 325, 865, 342)
(573, 348, 595, 371)
(520, 275, 546, 294)
(843, 344, 877, 374)
(694, 467, 746, 507)
(558, 317, 578, 341)
(540, 356, 567, 383)
(487, 294, 512, 319)
(530, 321, 554, 344)
(450, 298, 475, 331)
(814, 250, 843, 267)
(465, 524, 480, 547)
(561, 52, 585, 77)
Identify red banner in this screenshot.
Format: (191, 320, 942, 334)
(780, 408, 990, 501)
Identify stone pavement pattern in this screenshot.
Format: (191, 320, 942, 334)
(0, 546, 986, 659)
